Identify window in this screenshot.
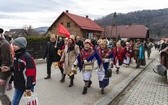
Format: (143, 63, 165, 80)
(67, 22, 70, 28)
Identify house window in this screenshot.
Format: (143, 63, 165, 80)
(82, 31, 87, 39)
(88, 32, 93, 39)
(67, 22, 70, 28)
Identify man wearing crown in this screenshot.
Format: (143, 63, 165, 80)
(96, 39, 113, 94)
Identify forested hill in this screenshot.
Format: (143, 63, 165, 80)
(94, 8, 168, 38)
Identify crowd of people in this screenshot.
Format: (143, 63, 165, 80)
(1, 26, 168, 104)
(0, 28, 36, 105)
(42, 34, 164, 95)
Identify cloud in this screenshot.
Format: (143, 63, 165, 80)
(0, 0, 168, 30)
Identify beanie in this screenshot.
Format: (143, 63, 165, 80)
(0, 28, 4, 34)
(12, 37, 27, 48)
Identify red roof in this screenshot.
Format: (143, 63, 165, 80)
(49, 11, 103, 32)
(64, 12, 103, 31)
(105, 25, 149, 38)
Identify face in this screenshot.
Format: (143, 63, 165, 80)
(12, 44, 20, 51)
(100, 44, 106, 49)
(64, 38, 68, 45)
(50, 36, 56, 42)
(68, 38, 73, 45)
(126, 44, 130, 47)
(84, 43, 90, 50)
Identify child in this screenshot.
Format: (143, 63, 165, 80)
(11, 37, 36, 105)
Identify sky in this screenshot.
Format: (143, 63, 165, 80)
(0, 0, 168, 31)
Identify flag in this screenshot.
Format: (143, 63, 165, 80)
(57, 23, 70, 38)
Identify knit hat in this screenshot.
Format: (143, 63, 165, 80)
(84, 39, 92, 46)
(0, 28, 4, 33)
(12, 37, 27, 48)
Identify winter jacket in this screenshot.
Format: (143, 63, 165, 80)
(43, 41, 62, 62)
(0, 37, 12, 80)
(13, 48, 36, 90)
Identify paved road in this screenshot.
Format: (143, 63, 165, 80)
(1, 48, 158, 105)
(113, 56, 168, 105)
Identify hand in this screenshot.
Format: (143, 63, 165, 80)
(0, 66, 10, 72)
(24, 90, 32, 97)
(84, 60, 87, 63)
(0, 79, 6, 86)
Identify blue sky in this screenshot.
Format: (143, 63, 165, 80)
(0, 0, 168, 31)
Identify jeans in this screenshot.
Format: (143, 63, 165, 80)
(0, 77, 11, 105)
(11, 87, 34, 105)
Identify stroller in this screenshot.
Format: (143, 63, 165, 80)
(153, 47, 168, 82)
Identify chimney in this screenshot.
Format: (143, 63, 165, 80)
(66, 10, 69, 13)
(86, 15, 89, 18)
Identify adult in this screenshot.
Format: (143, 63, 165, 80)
(43, 35, 64, 79)
(60, 35, 80, 87)
(0, 28, 13, 105)
(76, 36, 83, 50)
(96, 39, 113, 94)
(113, 40, 125, 74)
(136, 40, 146, 68)
(133, 39, 141, 65)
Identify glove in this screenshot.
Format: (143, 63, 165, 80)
(24, 89, 32, 97)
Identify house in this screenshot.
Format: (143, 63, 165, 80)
(9, 29, 27, 37)
(104, 25, 149, 40)
(47, 10, 103, 40)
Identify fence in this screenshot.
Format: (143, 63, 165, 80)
(27, 41, 47, 59)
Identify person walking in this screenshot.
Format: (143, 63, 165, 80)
(60, 35, 80, 87)
(11, 37, 36, 105)
(113, 40, 125, 74)
(96, 39, 113, 94)
(0, 28, 13, 105)
(136, 40, 146, 68)
(133, 39, 141, 67)
(43, 35, 64, 79)
(78, 39, 95, 94)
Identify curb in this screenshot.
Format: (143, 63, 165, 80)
(95, 58, 155, 105)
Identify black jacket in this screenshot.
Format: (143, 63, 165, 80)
(43, 41, 62, 62)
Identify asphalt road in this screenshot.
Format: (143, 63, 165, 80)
(1, 48, 158, 105)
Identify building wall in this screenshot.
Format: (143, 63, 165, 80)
(50, 14, 83, 39)
(49, 13, 103, 40)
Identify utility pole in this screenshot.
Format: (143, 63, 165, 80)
(113, 12, 118, 41)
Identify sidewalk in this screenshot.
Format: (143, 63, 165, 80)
(116, 58, 168, 105)
(96, 49, 159, 105)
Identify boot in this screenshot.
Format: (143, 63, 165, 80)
(60, 74, 66, 83)
(116, 68, 119, 74)
(87, 80, 92, 88)
(101, 88, 105, 94)
(59, 67, 64, 76)
(68, 75, 74, 87)
(82, 87, 88, 94)
(44, 75, 51, 79)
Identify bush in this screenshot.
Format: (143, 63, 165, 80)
(26, 36, 50, 42)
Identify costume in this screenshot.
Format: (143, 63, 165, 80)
(96, 39, 113, 94)
(78, 39, 95, 94)
(113, 41, 125, 74)
(123, 42, 132, 66)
